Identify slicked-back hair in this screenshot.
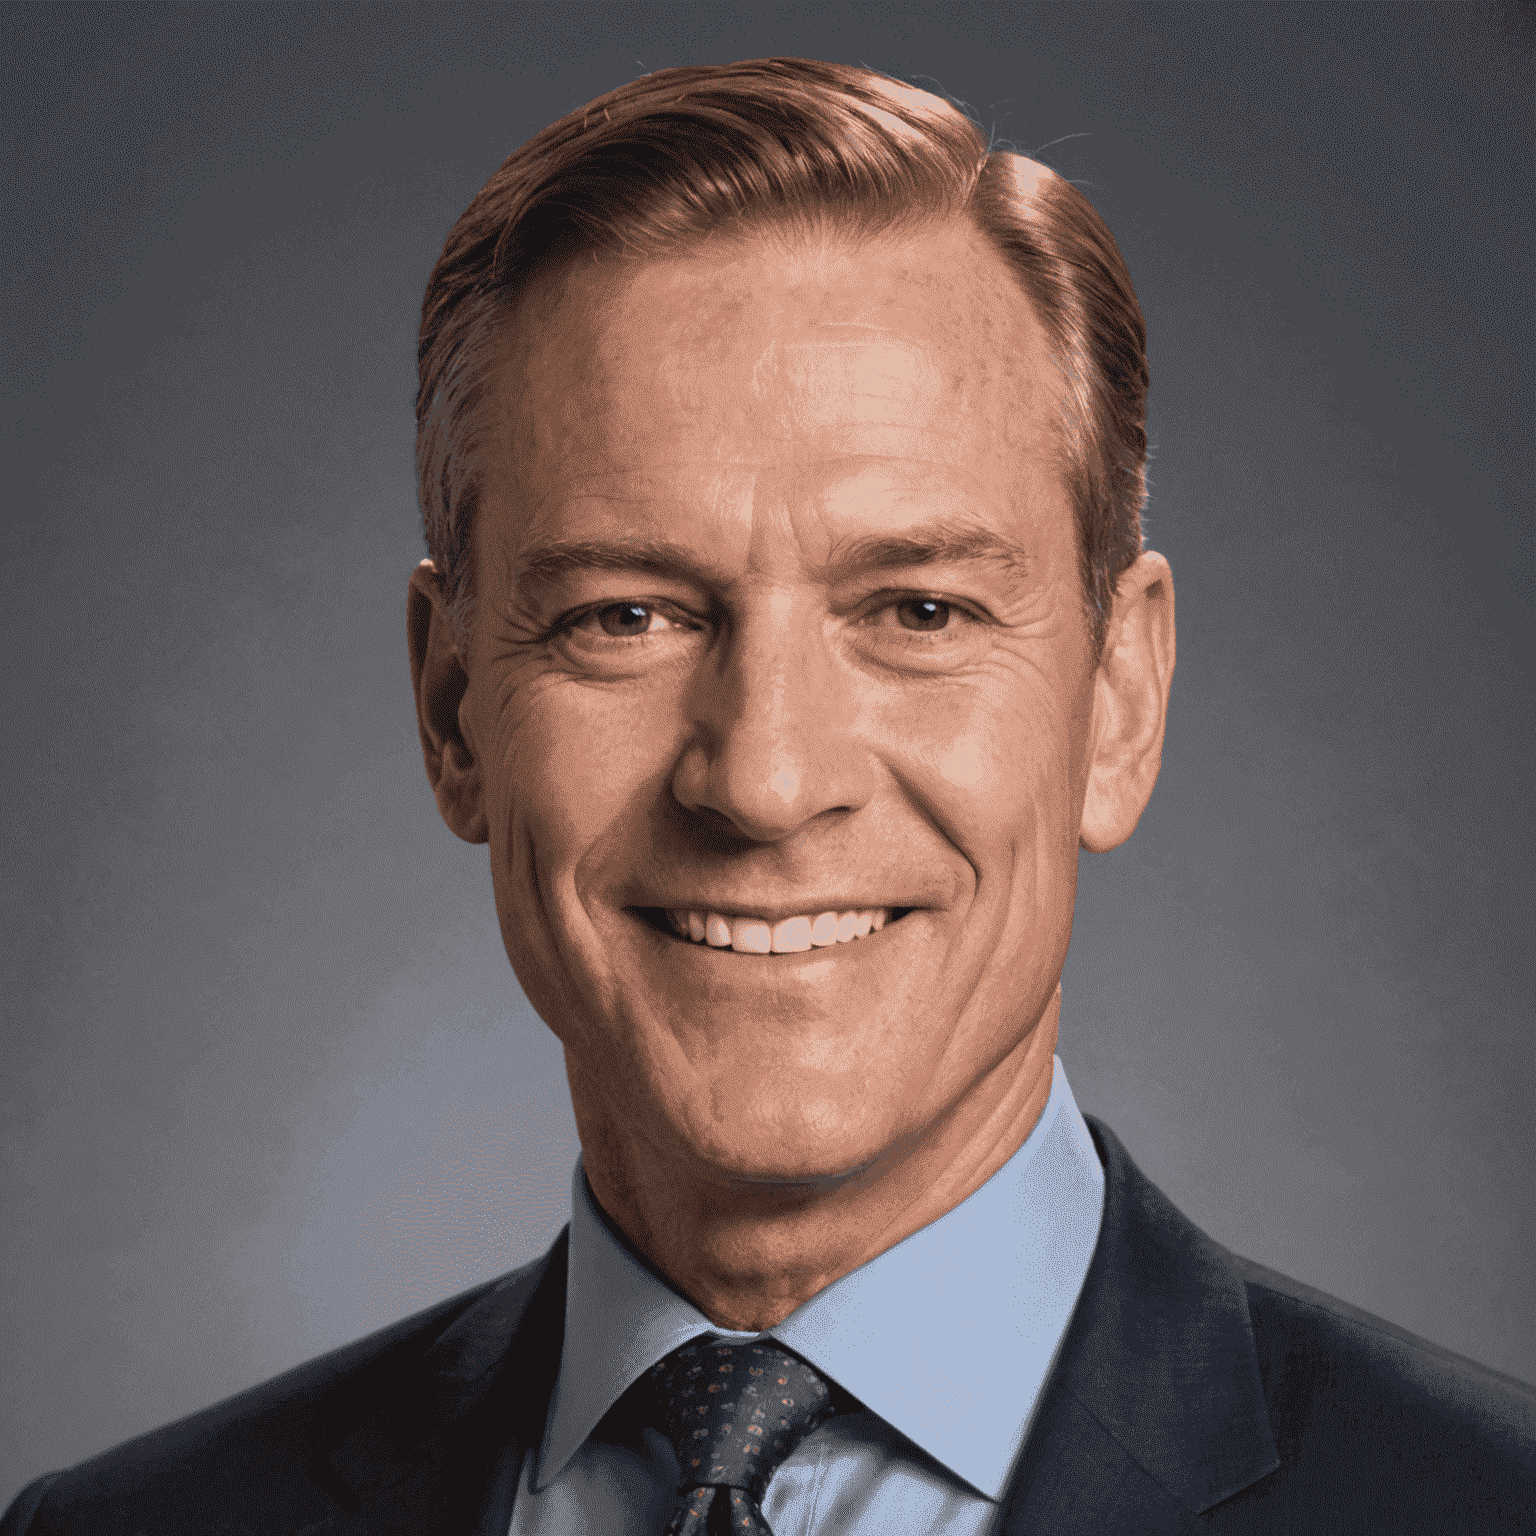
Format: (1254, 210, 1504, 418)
(417, 58, 1148, 656)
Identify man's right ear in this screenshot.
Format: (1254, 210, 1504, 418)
(407, 560, 489, 844)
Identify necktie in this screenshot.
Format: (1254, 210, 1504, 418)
(644, 1339, 841, 1535)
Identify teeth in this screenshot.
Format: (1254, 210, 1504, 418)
(667, 907, 893, 952)
(730, 917, 773, 954)
(771, 916, 813, 953)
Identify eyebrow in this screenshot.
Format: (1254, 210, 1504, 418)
(513, 523, 1035, 594)
(825, 527, 1035, 585)
(514, 538, 718, 592)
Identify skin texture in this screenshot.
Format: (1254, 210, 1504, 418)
(409, 219, 1175, 1331)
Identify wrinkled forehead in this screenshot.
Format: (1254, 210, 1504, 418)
(481, 220, 1066, 524)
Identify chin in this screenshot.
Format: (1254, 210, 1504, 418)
(665, 1088, 907, 1191)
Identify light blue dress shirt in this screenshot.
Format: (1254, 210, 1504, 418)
(507, 1057, 1104, 1535)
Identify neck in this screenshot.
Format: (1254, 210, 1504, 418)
(577, 990, 1060, 1332)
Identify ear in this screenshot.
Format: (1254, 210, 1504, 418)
(1079, 551, 1176, 853)
(407, 560, 489, 844)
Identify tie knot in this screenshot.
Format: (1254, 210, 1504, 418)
(644, 1340, 840, 1501)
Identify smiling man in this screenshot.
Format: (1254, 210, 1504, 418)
(5, 56, 1531, 1536)
(414, 208, 1140, 1347)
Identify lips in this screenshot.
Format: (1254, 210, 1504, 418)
(658, 907, 891, 953)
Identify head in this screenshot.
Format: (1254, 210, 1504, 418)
(408, 61, 1173, 1242)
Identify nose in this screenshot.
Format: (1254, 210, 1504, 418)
(672, 600, 874, 843)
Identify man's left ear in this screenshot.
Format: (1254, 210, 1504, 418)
(1079, 551, 1176, 853)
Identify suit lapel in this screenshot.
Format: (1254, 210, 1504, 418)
(323, 1228, 569, 1535)
(997, 1119, 1280, 1534)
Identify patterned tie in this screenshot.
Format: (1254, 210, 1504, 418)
(644, 1339, 841, 1535)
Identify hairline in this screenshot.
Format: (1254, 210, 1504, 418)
(449, 203, 1095, 652)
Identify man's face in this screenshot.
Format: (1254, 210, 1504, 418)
(457, 220, 1100, 1192)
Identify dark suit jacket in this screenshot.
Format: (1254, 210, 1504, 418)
(5, 1119, 1532, 1533)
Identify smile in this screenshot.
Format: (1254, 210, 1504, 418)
(648, 907, 898, 954)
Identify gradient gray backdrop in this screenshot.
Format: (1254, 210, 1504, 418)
(4, 0, 1532, 1499)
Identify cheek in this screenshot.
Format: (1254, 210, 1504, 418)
(933, 733, 989, 789)
(899, 667, 1086, 840)
(492, 676, 684, 860)
(882, 665, 1091, 966)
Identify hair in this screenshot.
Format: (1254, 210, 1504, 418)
(417, 58, 1148, 656)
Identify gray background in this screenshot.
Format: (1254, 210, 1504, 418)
(3, 0, 1531, 1499)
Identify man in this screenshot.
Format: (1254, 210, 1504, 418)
(5, 56, 1531, 1536)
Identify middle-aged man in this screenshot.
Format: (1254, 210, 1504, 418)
(5, 56, 1533, 1536)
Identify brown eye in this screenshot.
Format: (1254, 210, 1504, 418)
(596, 602, 653, 637)
(896, 598, 951, 632)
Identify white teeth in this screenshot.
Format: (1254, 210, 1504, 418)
(666, 907, 893, 951)
(771, 916, 814, 953)
(730, 917, 773, 954)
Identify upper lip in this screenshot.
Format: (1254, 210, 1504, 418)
(633, 899, 917, 923)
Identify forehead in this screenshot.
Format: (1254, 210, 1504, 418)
(483, 219, 1065, 548)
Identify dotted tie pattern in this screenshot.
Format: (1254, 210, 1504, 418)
(644, 1340, 841, 1536)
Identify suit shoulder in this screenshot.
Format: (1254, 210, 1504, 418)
(1235, 1253, 1535, 1426)
(1229, 1253, 1535, 1508)
(1, 1250, 554, 1535)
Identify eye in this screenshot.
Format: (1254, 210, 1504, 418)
(894, 598, 952, 632)
(858, 594, 985, 651)
(573, 601, 681, 638)
(596, 602, 653, 637)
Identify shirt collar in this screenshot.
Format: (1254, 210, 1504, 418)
(538, 1056, 1104, 1501)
